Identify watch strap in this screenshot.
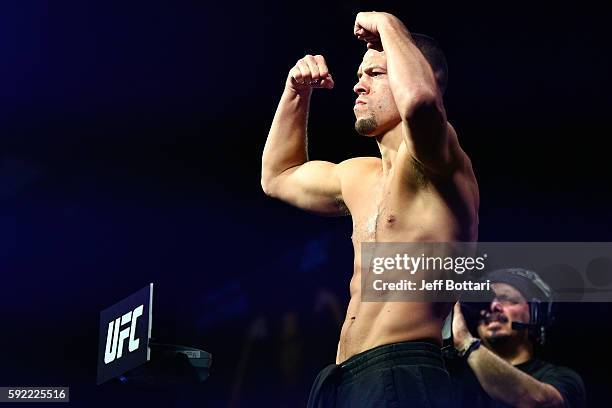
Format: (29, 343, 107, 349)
(460, 338, 481, 360)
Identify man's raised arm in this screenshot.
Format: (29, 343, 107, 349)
(354, 12, 456, 174)
(261, 55, 348, 216)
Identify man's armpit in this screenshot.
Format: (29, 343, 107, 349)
(409, 156, 430, 188)
(335, 195, 351, 216)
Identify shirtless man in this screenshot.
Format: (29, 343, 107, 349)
(261, 11, 479, 407)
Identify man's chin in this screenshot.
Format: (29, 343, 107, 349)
(355, 116, 378, 136)
(484, 332, 512, 346)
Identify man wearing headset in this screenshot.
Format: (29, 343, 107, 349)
(448, 268, 586, 407)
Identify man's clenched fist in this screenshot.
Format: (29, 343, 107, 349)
(287, 54, 334, 94)
(354, 12, 404, 50)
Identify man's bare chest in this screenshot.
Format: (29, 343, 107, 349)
(347, 175, 454, 244)
(348, 180, 408, 243)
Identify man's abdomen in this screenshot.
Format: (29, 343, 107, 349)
(336, 294, 450, 364)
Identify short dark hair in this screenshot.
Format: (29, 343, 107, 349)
(411, 33, 448, 95)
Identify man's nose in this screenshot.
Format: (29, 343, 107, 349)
(353, 78, 368, 95)
(490, 299, 504, 313)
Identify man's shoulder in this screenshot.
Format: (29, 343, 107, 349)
(521, 359, 585, 393)
(524, 359, 586, 408)
(522, 359, 582, 379)
(338, 156, 381, 168)
(337, 157, 381, 177)
(545, 362, 584, 385)
(335, 157, 381, 200)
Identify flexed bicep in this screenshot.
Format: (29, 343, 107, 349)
(265, 160, 348, 216)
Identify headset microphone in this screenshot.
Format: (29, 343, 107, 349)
(511, 321, 533, 330)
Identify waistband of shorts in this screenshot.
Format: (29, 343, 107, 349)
(338, 340, 444, 380)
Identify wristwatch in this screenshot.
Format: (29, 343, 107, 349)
(459, 338, 481, 360)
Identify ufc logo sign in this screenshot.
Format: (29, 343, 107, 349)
(104, 305, 144, 364)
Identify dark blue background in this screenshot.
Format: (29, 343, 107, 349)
(1, 0, 611, 406)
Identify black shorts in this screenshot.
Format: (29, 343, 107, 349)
(307, 341, 452, 408)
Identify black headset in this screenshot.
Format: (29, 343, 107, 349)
(503, 268, 554, 345)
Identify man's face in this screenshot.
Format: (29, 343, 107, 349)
(353, 49, 402, 137)
(477, 283, 531, 345)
